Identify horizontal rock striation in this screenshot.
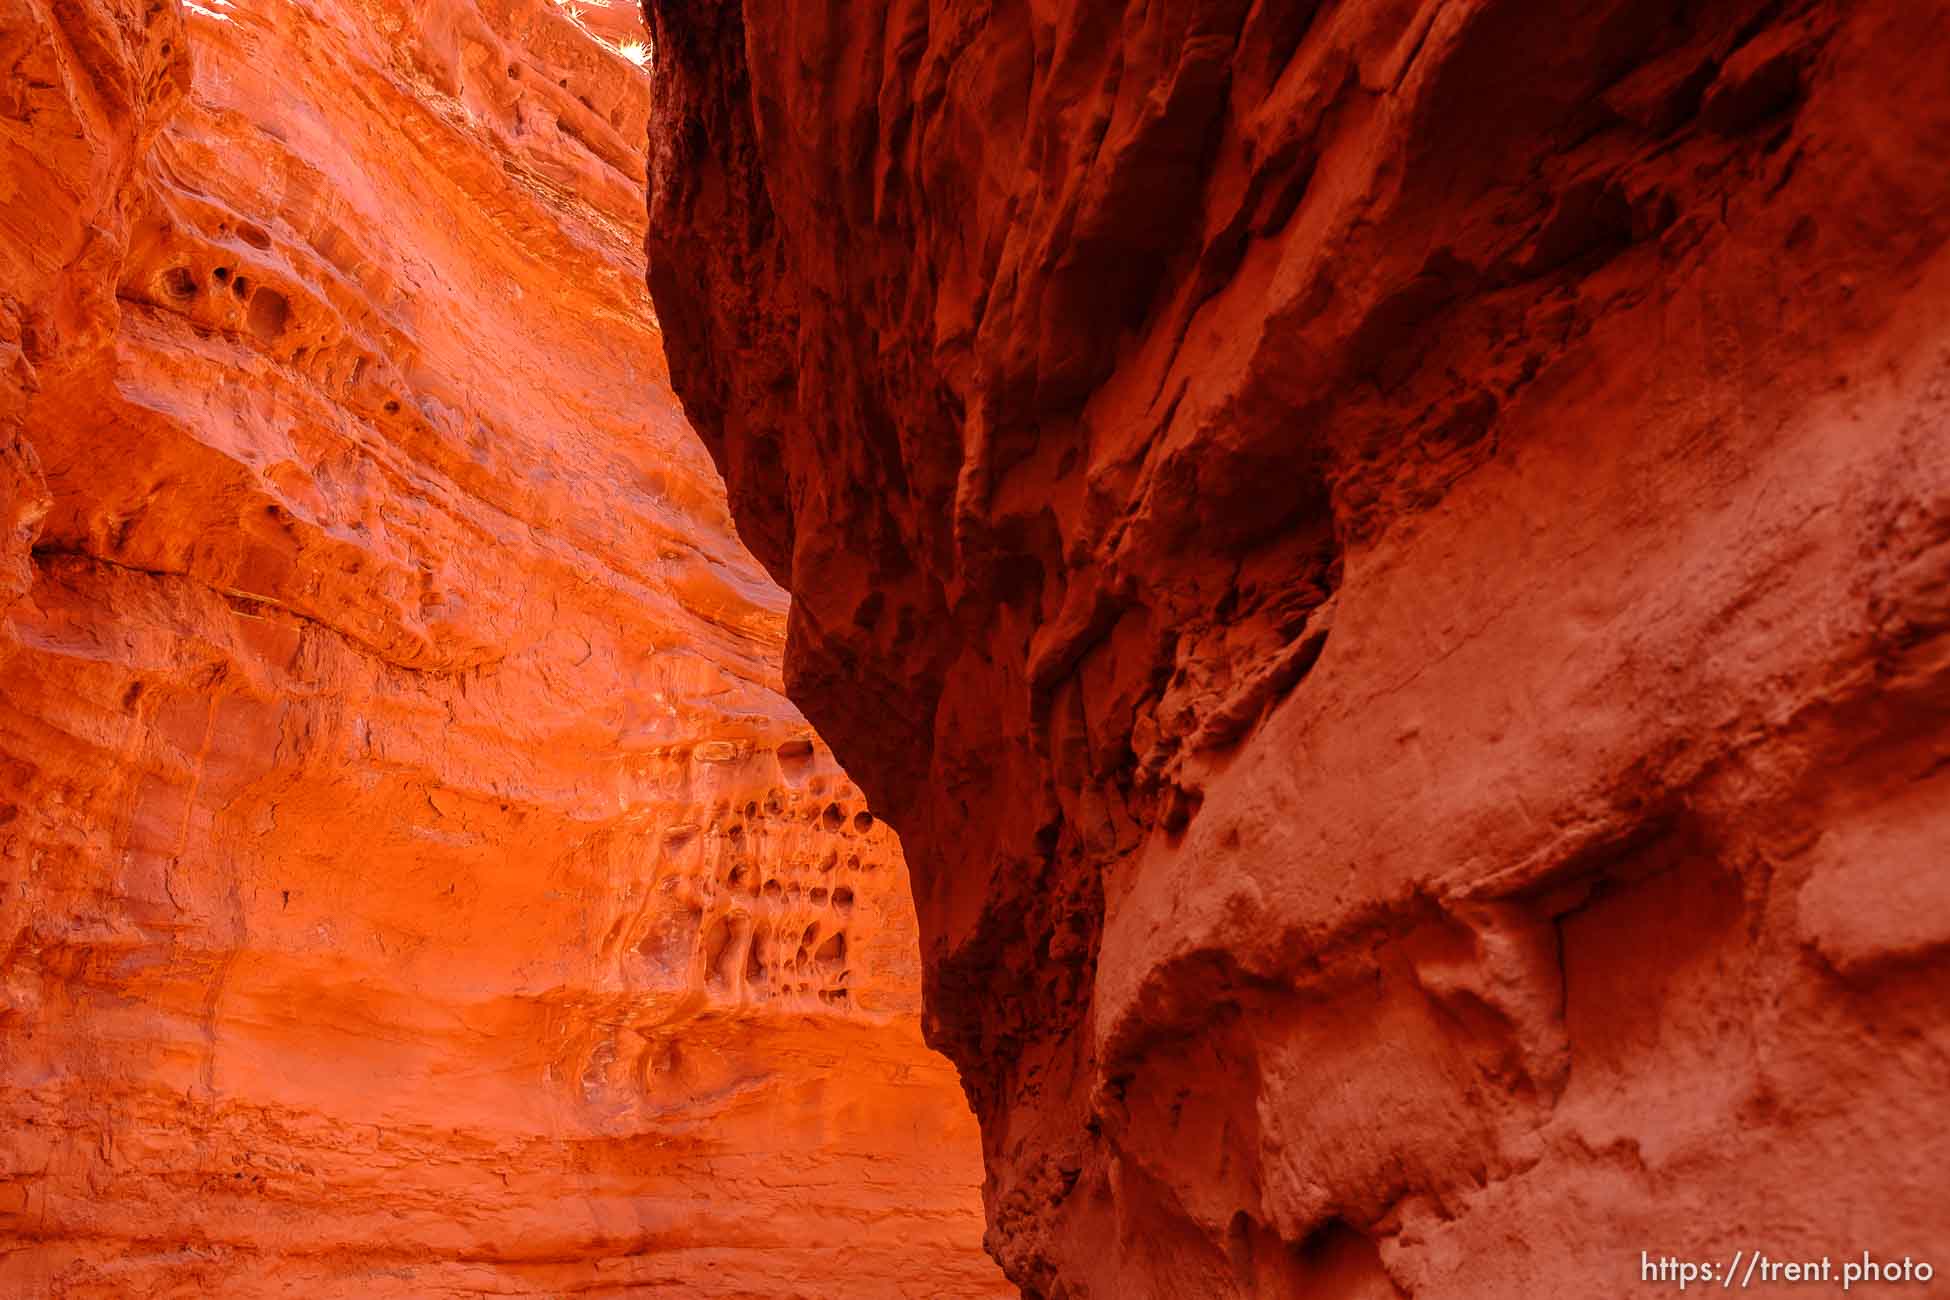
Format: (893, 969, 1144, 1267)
(0, 0, 1007, 1294)
(644, 0, 1950, 1295)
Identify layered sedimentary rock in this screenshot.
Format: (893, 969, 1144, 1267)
(0, 0, 1006, 1295)
(645, 1, 1950, 1295)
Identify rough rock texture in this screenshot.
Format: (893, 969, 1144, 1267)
(644, 0, 1950, 1295)
(0, 0, 1006, 1295)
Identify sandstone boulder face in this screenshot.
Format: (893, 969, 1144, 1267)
(0, 0, 1007, 1295)
(644, 1, 1950, 1295)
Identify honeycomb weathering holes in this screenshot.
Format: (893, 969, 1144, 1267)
(248, 287, 290, 342)
(777, 737, 815, 779)
(0, 0, 1008, 1287)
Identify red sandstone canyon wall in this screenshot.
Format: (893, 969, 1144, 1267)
(0, 0, 1007, 1295)
(644, 1, 1950, 1296)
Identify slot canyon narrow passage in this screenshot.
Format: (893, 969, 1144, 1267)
(5, 0, 1950, 1298)
(0, 0, 1008, 1295)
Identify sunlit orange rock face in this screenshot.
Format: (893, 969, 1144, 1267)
(645, 1, 1950, 1296)
(0, 1, 1008, 1295)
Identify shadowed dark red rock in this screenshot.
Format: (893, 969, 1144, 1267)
(644, 1, 1950, 1295)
